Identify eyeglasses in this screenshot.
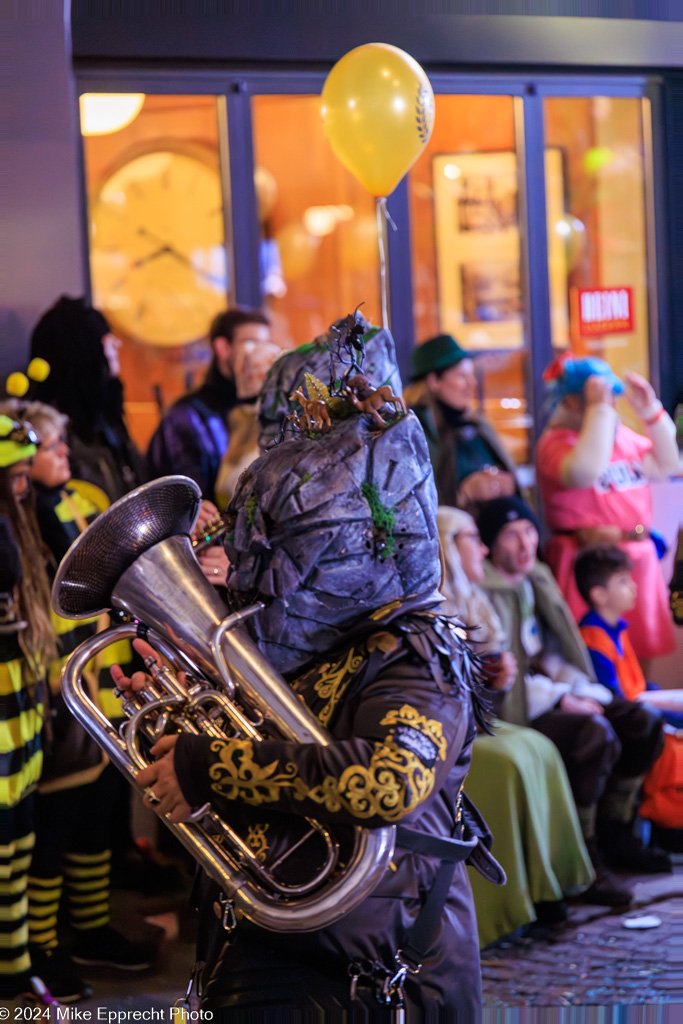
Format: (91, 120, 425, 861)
(39, 436, 67, 454)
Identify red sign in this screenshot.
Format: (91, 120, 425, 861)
(576, 287, 634, 337)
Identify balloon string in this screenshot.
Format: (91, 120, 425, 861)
(376, 197, 396, 329)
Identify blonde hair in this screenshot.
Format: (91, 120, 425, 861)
(21, 401, 68, 441)
(437, 505, 506, 653)
(0, 399, 68, 444)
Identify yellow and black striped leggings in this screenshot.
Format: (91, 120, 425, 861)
(0, 795, 34, 979)
(28, 777, 112, 952)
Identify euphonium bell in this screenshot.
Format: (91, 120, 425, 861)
(52, 476, 395, 932)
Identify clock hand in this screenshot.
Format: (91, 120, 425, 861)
(165, 248, 227, 287)
(137, 227, 226, 287)
(131, 245, 171, 269)
(109, 246, 170, 292)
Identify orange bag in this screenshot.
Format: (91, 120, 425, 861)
(639, 727, 683, 829)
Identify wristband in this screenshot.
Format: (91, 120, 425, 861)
(644, 405, 665, 427)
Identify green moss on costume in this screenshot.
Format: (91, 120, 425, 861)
(245, 495, 259, 526)
(361, 482, 396, 561)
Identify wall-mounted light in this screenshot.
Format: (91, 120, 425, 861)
(80, 94, 145, 136)
(303, 204, 355, 237)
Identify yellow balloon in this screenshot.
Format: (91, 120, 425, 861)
(321, 43, 434, 198)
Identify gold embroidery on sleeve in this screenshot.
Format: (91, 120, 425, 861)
(301, 704, 447, 822)
(369, 600, 402, 621)
(312, 648, 365, 727)
(207, 704, 448, 823)
(246, 823, 270, 862)
(208, 739, 299, 806)
(303, 739, 435, 821)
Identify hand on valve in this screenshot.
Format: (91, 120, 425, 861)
(110, 638, 193, 823)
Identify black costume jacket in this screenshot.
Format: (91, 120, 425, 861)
(175, 601, 501, 1015)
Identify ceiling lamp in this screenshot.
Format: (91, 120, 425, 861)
(80, 93, 145, 136)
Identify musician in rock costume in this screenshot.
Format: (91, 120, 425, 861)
(113, 341, 504, 1018)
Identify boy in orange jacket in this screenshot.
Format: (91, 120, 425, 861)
(576, 545, 682, 728)
(577, 544, 683, 847)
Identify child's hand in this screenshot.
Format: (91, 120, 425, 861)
(481, 651, 517, 692)
(624, 372, 657, 418)
(584, 375, 615, 406)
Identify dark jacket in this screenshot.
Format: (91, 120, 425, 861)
(482, 559, 597, 727)
(147, 364, 238, 502)
(174, 606, 500, 1015)
(411, 397, 518, 507)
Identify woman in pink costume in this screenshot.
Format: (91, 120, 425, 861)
(536, 355, 678, 661)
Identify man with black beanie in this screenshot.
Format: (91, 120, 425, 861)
(478, 496, 670, 904)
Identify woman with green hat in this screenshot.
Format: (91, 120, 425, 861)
(409, 334, 518, 513)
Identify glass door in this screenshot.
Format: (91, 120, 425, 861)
(407, 93, 533, 468)
(543, 94, 653, 431)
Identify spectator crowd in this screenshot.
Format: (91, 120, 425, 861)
(1, 296, 681, 1006)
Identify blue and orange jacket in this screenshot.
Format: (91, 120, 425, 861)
(578, 610, 645, 702)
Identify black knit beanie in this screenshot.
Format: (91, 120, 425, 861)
(476, 496, 539, 551)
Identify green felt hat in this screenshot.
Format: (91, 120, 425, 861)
(410, 334, 469, 381)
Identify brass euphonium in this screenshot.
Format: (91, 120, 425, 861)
(52, 477, 395, 932)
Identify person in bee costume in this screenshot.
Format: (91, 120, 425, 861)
(115, 334, 504, 1019)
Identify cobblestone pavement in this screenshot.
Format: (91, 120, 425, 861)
(481, 857, 683, 1011)
(2, 858, 681, 1017)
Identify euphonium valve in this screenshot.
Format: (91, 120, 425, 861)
(52, 477, 395, 932)
(192, 511, 229, 554)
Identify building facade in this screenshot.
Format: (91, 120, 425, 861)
(6, 2, 683, 467)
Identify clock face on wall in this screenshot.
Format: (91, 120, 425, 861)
(89, 150, 229, 347)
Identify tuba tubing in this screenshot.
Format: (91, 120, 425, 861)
(61, 621, 396, 932)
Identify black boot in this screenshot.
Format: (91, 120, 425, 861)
(600, 820, 672, 874)
(581, 837, 633, 906)
(29, 946, 93, 1003)
(650, 823, 683, 854)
